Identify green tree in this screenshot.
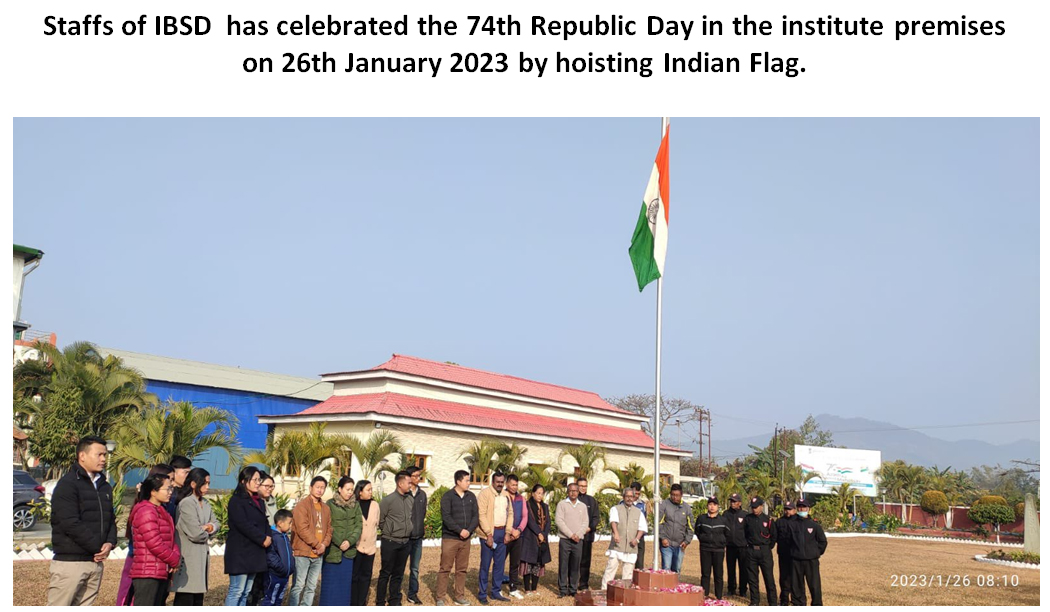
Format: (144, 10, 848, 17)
(830, 482, 860, 517)
(559, 442, 607, 482)
(920, 490, 950, 528)
(599, 462, 653, 497)
(458, 439, 506, 484)
(494, 442, 529, 475)
(349, 431, 405, 481)
(968, 496, 1015, 544)
(520, 463, 565, 497)
(109, 400, 243, 477)
(15, 341, 157, 477)
(243, 422, 364, 497)
(713, 469, 741, 508)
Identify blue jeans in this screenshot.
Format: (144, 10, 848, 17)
(408, 538, 424, 598)
(478, 528, 507, 599)
(225, 574, 256, 606)
(260, 575, 288, 606)
(289, 556, 322, 606)
(661, 545, 684, 573)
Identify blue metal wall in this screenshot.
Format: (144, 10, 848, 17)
(129, 380, 319, 490)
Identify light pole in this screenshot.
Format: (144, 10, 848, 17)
(675, 419, 681, 450)
(105, 439, 117, 487)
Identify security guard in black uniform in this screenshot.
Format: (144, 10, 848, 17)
(774, 501, 797, 606)
(789, 499, 827, 606)
(743, 496, 778, 606)
(723, 493, 749, 598)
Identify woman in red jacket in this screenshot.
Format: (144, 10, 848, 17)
(129, 474, 181, 606)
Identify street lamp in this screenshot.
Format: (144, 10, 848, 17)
(105, 440, 117, 487)
(778, 450, 790, 502)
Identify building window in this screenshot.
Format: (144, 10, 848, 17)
(409, 454, 429, 472)
(331, 451, 353, 478)
(660, 473, 674, 487)
(469, 470, 490, 485)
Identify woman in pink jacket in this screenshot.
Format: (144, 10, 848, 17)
(129, 474, 181, 606)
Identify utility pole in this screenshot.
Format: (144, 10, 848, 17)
(696, 405, 705, 477)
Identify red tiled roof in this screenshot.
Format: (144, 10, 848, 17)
(291, 392, 680, 452)
(324, 354, 633, 416)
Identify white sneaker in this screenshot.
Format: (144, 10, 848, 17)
(509, 590, 524, 600)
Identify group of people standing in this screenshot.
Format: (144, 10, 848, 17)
(690, 492, 828, 606)
(46, 436, 826, 607)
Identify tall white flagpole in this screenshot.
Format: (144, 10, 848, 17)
(652, 116, 669, 570)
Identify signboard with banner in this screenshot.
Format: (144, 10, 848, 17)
(794, 445, 882, 497)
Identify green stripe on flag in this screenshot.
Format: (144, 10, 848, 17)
(628, 201, 660, 292)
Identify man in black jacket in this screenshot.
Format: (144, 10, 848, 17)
(405, 466, 428, 604)
(575, 478, 600, 591)
(723, 493, 749, 598)
(743, 496, 778, 606)
(47, 436, 118, 606)
(436, 470, 479, 606)
(789, 499, 827, 606)
(694, 496, 729, 600)
(775, 501, 798, 605)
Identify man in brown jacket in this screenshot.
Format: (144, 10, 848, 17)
(289, 476, 333, 606)
(475, 472, 516, 603)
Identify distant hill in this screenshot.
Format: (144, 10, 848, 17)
(707, 414, 1039, 471)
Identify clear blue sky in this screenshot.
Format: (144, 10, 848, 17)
(14, 118, 1039, 445)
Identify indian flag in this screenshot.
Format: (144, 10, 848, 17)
(628, 123, 670, 291)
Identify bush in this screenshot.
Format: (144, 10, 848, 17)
(920, 491, 949, 527)
(1015, 502, 1025, 518)
(810, 497, 840, 529)
(868, 512, 902, 533)
(987, 549, 1039, 565)
(425, 486, 450, 539)
(968, 497, 1015, 528)
(208, 493, 232, 543)
(595, 493, 619, 535)
(854, 496, 876, 522)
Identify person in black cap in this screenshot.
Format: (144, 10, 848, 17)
(743, 496, 778, 606)
(789, 499, 826, 606)
(774, 501, 798, 606)
(722, 493, 749, 598)
(694, 496, 729, 600)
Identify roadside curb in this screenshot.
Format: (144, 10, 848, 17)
(973, 554, 1040, 570)
(825, 532, 1024, 548)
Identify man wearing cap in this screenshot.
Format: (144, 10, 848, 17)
(788, 499, 827, 606)
(694, 496, 729, 600)
(723, 493, 749, 599)
(743, 496, 778, 606)
(774, 502, 798, 606)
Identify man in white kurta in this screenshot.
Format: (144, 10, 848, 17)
(602, 489, 648, 585)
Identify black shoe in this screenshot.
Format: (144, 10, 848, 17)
(407, 595, 423, 605)
(477, 595, 488, 605)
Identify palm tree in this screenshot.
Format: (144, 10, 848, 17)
(350, 431, 405, 481)
(559, 442, 607, 482)
(831, 482, 859, 516)
(599, 462, 653, 496)
(743, 469, 776, 507)
(458, 439, 506, 484)
(109, 400, 244, 477)
(14, 341, 158, 477)
(521, 463, 563, 498)
(243, 422, 359, 498)
(384, 451, 436, 486)
(494, 442, 529, 475)
(899, 464, 927, 523)
(713, 469, 741, 508)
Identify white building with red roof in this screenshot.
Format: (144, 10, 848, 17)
(261, 354, 689, 494)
